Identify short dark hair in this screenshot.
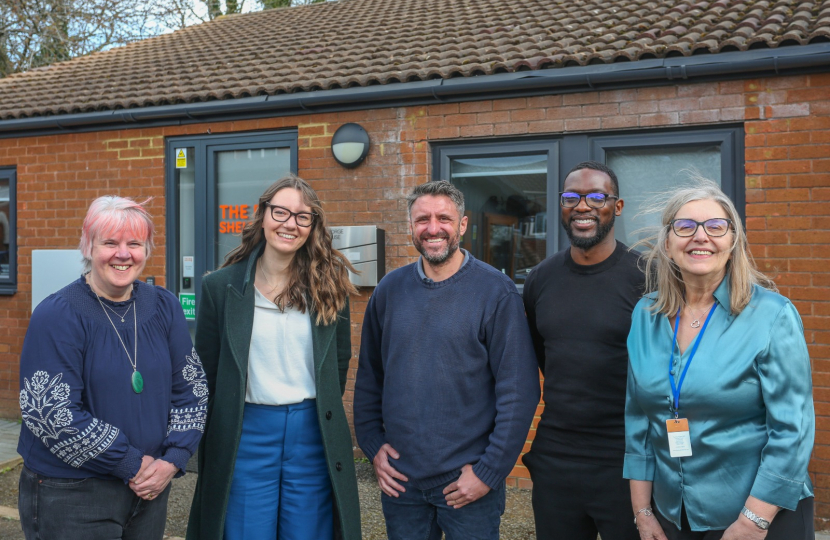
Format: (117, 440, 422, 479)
(406, 180, 465, 217)
(566, 160, 620, 197)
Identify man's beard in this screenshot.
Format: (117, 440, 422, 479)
(562, 213, 615, 250)
(413, 231, 461, 266)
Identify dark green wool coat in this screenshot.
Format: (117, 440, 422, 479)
(186, 246, 361, 540)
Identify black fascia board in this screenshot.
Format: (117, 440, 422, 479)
(1, 42, 829, 139)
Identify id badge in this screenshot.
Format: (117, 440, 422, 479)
(666, 418, 692, 457)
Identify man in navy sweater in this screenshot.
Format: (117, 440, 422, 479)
(354, 181, 540, 540)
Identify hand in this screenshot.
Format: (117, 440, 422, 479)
(635, 513, 668, 540)
(131, 455, 154, 482)
(129, 457, 178, 501)
(722, 516, 768, 540)
(373, 444, 408, 497)
(442, 464, 490, 509)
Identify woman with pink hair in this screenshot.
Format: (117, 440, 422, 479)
(17, 196, 206, 540)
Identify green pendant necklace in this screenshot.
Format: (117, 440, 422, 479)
(96, 290, 143, 394)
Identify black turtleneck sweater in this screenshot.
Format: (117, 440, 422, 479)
(522, 241, 644, 465)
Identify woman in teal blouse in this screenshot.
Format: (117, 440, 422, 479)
(624, 179, 814, 540)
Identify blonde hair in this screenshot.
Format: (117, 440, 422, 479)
(635, 177, 775, 316)
(79, 196, 154, 272)
(221, 174, 357, 325)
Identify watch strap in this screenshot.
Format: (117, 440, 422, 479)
(741, 506, 770, 530)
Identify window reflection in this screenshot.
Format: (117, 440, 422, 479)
(607, 146, 721, 247)
(450, 155, 547, 284)
(215, 147, 291, 266)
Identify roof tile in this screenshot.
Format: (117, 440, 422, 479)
(1, 0, 828, 119)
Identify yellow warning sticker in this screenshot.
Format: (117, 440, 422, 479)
(175, 148, 187, 169)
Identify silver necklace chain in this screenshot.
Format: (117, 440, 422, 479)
(685, 302, 712, 329)
(258, 259, 282, 293)
(100, 301, 133, 323)
(96, 294, 137, 373)
(258, 259, 295, 308)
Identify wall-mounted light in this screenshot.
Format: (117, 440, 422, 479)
(331, 123, 370, 168)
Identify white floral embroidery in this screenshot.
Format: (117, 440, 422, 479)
(20, 371, 78, 443)
(168, 405, 207, 434)
(182, 365, 197, 380)
(20, 370, 121, 468)
(50, 383, 70, 402)
(183, 348, 208, 406)
(167, 348, 208, 435)
(51, 418, 119, 468)
(193, 383, 207, 398)
(30, 371, 49, 393)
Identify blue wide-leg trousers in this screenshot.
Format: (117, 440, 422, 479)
(223, 400, 334, 540)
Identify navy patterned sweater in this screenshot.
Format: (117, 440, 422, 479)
(18, 277, 206, 481)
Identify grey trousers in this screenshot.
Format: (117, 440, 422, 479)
(18, 465, 171, 540)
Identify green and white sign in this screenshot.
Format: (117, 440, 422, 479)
(179, 293, 196, 320)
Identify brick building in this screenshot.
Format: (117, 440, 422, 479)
(1, 0, 829, 524)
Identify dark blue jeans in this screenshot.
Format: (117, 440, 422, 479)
(18, 465, 171, 540)
(381, 477, 505, 540)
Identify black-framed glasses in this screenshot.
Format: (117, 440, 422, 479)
(559, 192, 618, 209)
(670, 218, 733, 237)
(264, 202, 316, 227)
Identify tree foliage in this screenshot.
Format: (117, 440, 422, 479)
(0, 0, 173, 77)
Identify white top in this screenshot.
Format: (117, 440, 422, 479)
(245, 287, 316, 405)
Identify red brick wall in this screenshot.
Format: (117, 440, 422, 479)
(0, 73, 828, 516)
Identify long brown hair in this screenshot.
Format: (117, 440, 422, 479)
(222, 174, 357, 325)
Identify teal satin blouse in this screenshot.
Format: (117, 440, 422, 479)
(624, 278, 814, 531)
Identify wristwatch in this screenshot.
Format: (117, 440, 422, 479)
(741, 506, 771, 530)
(634, 506, 653, 529)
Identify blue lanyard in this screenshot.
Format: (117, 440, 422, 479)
(669, 302, 718, 416)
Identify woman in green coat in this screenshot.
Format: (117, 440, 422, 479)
(187, 175, 361, 540)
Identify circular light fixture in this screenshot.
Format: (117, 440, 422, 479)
(331, 123, 370, 168)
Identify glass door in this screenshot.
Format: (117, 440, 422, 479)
(211, 146, 292, 268)
(166, 131, 298, 327)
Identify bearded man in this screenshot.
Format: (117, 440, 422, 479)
(354, 180, 539, 540)
(522, 161, 645, 540)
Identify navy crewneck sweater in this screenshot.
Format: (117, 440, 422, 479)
(354, 254, 540, 490)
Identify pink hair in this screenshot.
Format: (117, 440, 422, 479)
(79, 196, 155, 271)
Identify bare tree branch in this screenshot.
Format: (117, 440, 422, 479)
(1, 0, 321, 77)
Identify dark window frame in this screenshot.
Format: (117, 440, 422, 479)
(590, 126, 745, 223)
(0, 167, 17, 295)
(164, 130, 298, 313)
(432, 139, 561, 256)
(433, 124, 745, 262)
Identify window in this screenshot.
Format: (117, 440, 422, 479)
(0, 167, 16, 295)
(434, 141, 558, 285)
(434, 126, 743, 281)
(593, 128, 743, 248)
(165, 131, 297, 326)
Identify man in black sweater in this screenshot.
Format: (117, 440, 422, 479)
(522, 161, 644, 540)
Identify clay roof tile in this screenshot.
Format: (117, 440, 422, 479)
(0, 0, 825, 119)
